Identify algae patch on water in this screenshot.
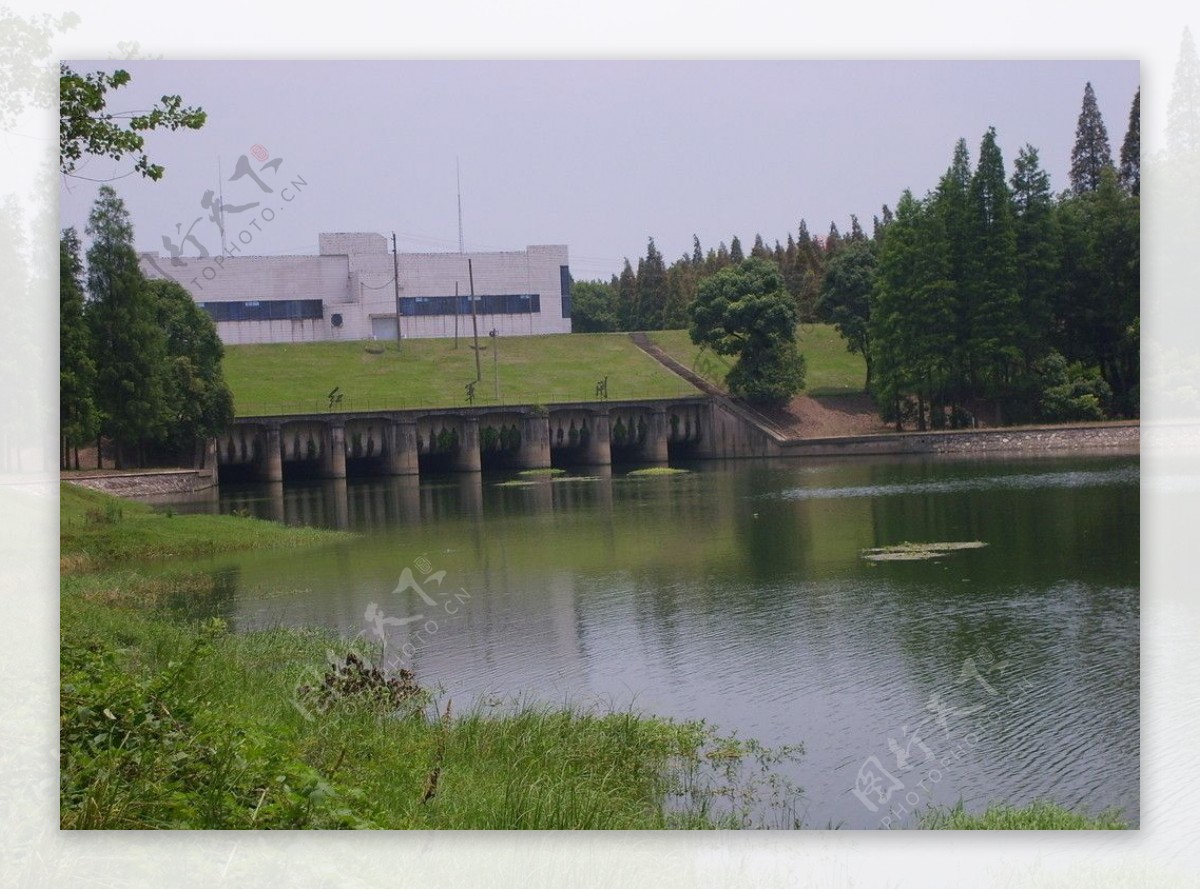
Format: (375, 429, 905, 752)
(626, 467, 690, 477)
(860, 541, 988, 562)
(495, 473, 602, 488)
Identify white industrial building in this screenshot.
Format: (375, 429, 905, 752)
(139, 233, 572, 344)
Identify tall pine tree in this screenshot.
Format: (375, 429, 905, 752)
(1118, 88, 1140, 196)
(634, 238, 667, 330)
(931, 138, 972, 408)
(964, 127, 1021, 418)
(1009, 144, 1060, 366)
(1069, 82, 1114, 195)
(86, 186, 170, 467)
(615, 259, 638, 331)
(60, 227, 97, 469)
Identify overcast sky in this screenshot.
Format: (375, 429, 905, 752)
(57, 60, 1139, 281)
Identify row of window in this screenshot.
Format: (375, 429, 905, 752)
(198, 292, 551, 323)
(399, 294, 541, 317)
(199, 299, 324, 322)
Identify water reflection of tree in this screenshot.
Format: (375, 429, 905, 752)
(868, 458, 1139, 693)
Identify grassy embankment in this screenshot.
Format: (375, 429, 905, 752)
(222, 333, 699, 416)
(60, 484, 795, 829)
(221, 326, 866, 417)
(649, 324, 868, 397)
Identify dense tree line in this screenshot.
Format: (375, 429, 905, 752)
(849, 83, 1139, 428)
(570, 220, 845, 335)
(60, 186, 233, 469)
(577, 81, 1139, 426)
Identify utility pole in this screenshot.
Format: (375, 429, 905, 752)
(392, 232, 402, 348)
(453, 281, 460, 349)
(469, 259, 481, 383)
(490, 329, 500, 401)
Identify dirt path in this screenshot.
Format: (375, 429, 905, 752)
(756, 393, 893, 439)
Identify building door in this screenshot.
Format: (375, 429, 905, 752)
(370, 315, 398, 341)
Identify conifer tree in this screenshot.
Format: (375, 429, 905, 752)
(1118, 88, 1140, 196)
(1009, 144, 1060, 363)
(1070, 82, 1114, 195)
(871, 190, 955, 429)
(964, 127, 1021, 415)
(825, 222, 842, 255)
(729, 235, 744, 264)
(931, 138, 973, 405)
(85, 185, 168, 467)
(616, 258, 637, 331)
(634, 238, 667, 330)
(60, 227, 97, 469)
(751, 233, 771, 259)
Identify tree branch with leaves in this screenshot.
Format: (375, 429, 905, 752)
(59, 63, 206, 181)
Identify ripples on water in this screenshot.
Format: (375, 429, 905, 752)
(771, 463, 1139, 501)
(163, 454, 1139, 829)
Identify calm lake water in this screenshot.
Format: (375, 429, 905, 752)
(158, 452, 1139, 829)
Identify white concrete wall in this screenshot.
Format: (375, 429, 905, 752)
(140, 235, 570, 344)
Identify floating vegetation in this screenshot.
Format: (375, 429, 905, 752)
(517, 468, 567, 478)
(495, 473, 601, 488)
(860, 541, 988, 562)
(627, 467, 690, 477)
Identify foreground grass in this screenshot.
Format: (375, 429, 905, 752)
(920, 800, 1128, 830)
(649, 324, 868, 397)
(60, 486, 797, 829)
(61, 592, 739, 829)
(223, 334, 699, 415)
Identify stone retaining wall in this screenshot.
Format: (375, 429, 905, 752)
(65, 469, 216, 498)
(775, 423, 1138, 458)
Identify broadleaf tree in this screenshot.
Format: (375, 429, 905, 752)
(816, 238, 877, 390)
(688, 257, 805, 406)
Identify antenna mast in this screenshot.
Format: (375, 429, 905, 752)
(457, 158, 465, 254)
(218, 157, 227, 255)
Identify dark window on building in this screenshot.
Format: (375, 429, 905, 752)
(560, 265, 572, 317)
(399, 294, 541, 317)
(199, 299, 323, 322)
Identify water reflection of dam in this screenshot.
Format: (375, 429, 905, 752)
(217, 467, 620, 530)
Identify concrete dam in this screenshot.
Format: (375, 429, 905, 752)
(215, 396, 776, 482)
